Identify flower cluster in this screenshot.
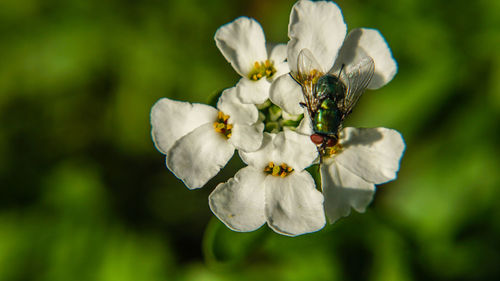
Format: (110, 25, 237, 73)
(151, 0, 405, 236)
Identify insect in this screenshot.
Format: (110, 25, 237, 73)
(292, 49, 375, 158)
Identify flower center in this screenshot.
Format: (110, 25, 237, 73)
(257, 100, 304, 133)
(263, 162, 294, 177)
(213, 111, 233, 138)
(248, 60, 277, 81)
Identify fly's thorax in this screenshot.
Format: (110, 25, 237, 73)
(314, 74, 346, 101)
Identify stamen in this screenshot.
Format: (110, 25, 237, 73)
(248, 60, 277, 81)
(324, 143, 343, 157)
(272, 165, 280, 176)
(296, 69, 323, 87)
(213, 111, 232, 139)
(264, 162, 294, 177)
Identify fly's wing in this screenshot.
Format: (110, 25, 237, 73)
(296, 48, 322, 84)
(337, 56, 375, 114)
(295, 48, 323, 115)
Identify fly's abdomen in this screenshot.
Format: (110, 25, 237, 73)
(313, 99, 342, 135)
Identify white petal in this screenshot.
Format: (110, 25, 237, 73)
(295, 111, 314, 136)
(217, 87, 258, 125)
(240, 131, 317, 172)
(209, 166, 267, 232)
(274, 130, 318, 171)
(268, 43, 287, 63)
(229, 123, 264, 152)
(335, 127, 405, 185)
(321, 162, 375, 224)
(265, 171, 325, 236)
(272, 61, 291, 80)
(268, 43, 290, 79)
(281, 110, 302, 121)
(334, 28, 397, 89)
(215, 17, 268, 77)
(267, 43, 290, 79)
(239, 133, 274, 167)
(288, 0, 346, 73)
(151, 98, 217, 154)
(166, 123, 234, 189)
(269, 74, 304, 115)
(236, 77, 271, 105)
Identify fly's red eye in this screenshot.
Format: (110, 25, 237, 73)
(325, 138, 338, 147)
(310, 134, 324, 145)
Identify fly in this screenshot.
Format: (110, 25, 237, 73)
(292, 49, 375, 158)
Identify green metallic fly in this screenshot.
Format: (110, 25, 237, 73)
(292, 49, 375, 157)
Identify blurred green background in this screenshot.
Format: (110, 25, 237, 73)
(1, 0, 499, 280)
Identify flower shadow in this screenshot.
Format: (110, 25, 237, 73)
(341, 128, 383, 148)
(323, 180, 375, 224)
(334, 29, 386, 88)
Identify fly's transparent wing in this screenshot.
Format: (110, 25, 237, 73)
(296, 48, 321, 82)
(294, 48, 323, 116)
(337, 56, 375, 113)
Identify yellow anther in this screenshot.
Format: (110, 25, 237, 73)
(296, 68, 323, 86)
(272, 165, 280, 176)
(309, 69, 321, 84)
(213, 111, 232, 139)
(217, 111, 229, 122)
(248, 60, 277, 81)
(324, 143, 343, 157)
(264, 162, 294, 177)
(263, 162, 273, 173)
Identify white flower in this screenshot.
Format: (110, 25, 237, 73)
(150, 88, 264, 189)
(209, 130, 326, 237)
(270, 0, 398, 115)
(215, 17, 289, 105)
(319, 127, 405, 223)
